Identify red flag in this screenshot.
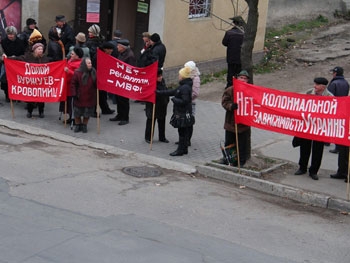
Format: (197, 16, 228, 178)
(234, 79, 350, 146)
(4, 58, 67, 103)
(97, 49, 157, 103)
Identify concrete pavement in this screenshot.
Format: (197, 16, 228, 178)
(0, 94, 349, 212)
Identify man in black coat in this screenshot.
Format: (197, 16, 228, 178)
(222, 16, 245, 89)
(55, 15, 75, 55)
(149, 33, 166, 69)
(327, 66, 350, 154)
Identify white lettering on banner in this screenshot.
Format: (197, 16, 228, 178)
(261, 93, 338, 115)
(109, 69, 149, 85)
(253, 110, 345, 138)
(24, 63, 50, 75)
(115, 80, 143, 93)
(236, 91, 254, 116)
(16, 75, 54, 86)
(11, 85, 58, 97)
(115, 62, 140, 75)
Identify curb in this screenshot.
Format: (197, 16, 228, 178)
(196, 165, 350, 213)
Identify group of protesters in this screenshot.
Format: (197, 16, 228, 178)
(0, 14, 201, 156)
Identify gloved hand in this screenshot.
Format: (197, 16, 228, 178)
(231, 103, 238, 111)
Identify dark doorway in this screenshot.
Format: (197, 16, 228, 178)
(133, 0, 150, 59)
(74, 0, 114, 40)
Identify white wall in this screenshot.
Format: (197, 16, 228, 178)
(149, 0, 165, 37)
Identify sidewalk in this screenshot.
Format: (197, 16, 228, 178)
(0, 95, 349, 211)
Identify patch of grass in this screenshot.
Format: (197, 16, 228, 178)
(201, 69, 226, 85)
(254, 15, 330, 74)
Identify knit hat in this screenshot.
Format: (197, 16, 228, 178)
(26, 18, 37, 26)
(55, 15, 65, 22)
(314, 77, 328, 86)
(114, 29, 122, 38)
(73, 47, 84, 58)
(150, 33, 160, 43)
(184, 60, 200, 76)
(5, 26, 17, 35)
(32, 43, 44, 52)
(116, 39, 130, 48)
(179, 66, 192, 79)
(330, 66, 344, 76)
(75, 32, 86, 43)
(88, 24, 100, 37)
(237, 70, 249, 78)
(29, 29, 43, 45)
(100, 41, 115, 50)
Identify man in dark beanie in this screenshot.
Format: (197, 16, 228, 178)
(149, 33, 166, 69)
(294, 77, 333, 181)
(327, 66, 350, 154)
(222, 16, 245, 89)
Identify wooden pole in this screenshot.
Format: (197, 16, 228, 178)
(10, 100, 14, 119)
(235, 123, 241, 173)
(96, 89, 100, 134)
(347, 147, 350, 201)
(150, 103, 156, 150)
(63, 101, 67, 127)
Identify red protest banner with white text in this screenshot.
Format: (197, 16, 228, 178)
(4, 58, 67, 102)
(97, 49, 157, 103)
(234, 79, 350, 146)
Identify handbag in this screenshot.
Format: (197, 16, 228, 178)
(169, 111, 195, 128)
(292, 136, 303, 147)
(220, 141, 238, 166)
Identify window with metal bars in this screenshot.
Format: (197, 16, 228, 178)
(188, 0, 211, 19)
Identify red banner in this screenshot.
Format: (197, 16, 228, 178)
(4, 58, 67, 102)
(234, 79, 350, 146)
(97, 49, 157, 103)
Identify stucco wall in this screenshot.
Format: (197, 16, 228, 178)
(267, 0, 344, 28)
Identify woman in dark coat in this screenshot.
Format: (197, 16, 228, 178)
(156, 66, 193, 156)
(145, 68, 169, 143)
(70, 57, 97, 133)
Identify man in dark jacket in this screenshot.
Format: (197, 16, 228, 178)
(327, 66, 350, 154)
(55, 15, 75, 55)
(109, 39, 136, 125)
(222, 16, 245, 89)
(149, 33, 166, 69)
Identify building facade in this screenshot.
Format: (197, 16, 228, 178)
(14, 0, 268, 83)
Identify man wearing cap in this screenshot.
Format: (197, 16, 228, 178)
(327, 66, 350, 154)
(55, 15, 75, 55)
(222, 16, 245, 89)
(294, 77, 333, 180)
(221, 70, 250, 166)
(109, 39, 136, 125)
(109, 29, 122, 57)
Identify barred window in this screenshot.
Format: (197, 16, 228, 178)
(188, 0, 211, 19)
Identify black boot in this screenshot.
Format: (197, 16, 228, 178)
(170, 137, 187, 156)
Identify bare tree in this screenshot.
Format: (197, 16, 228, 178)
(241, 0, 259, 84)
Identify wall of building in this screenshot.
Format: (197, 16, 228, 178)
(267, 0, 345, 28)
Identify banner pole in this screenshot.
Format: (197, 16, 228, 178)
(10, 100, 14, 119)
(63, 101, 67, 127)
(347, 147, 349, 201)
(235, 123, 241, 173)
(97, 89, 100, 134)
(150, 103, 156, 150)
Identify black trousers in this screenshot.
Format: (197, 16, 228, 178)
(116, 95, 129, 121)
(226, 63, 241, 88)
(225, 129, 249, 165)
(337, 145, 349, 176)
(27, 102, 44, 114)
(298, 138, 324, 174)
(145, 117, 166, 141)
(99, 90, 111, 112)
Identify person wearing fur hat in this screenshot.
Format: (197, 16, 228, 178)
(149, 33, 166, 69)
(156, 66, 193, 156)
(221, 70, 250, 166)
(1, 26, 26, 102)
(109, 39, 136, 124)
(294, 77, 333, 180)
(54, 15, 75, 55)
(19, 18, 47, 52)
(222, 16, 245, 88)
